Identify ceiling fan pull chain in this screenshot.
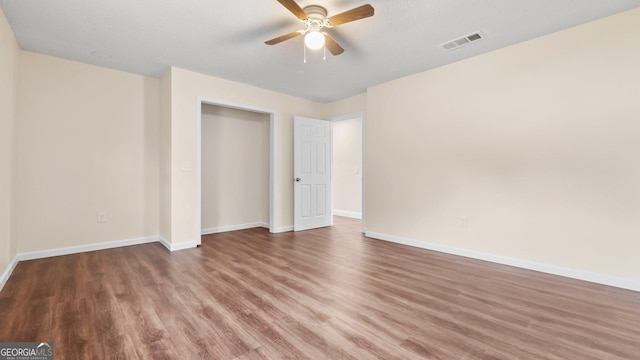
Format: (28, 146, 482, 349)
(323, 45, 326, 60)
(303, 42, 307, 63)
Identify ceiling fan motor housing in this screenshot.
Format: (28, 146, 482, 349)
(303, 5, 327, 20)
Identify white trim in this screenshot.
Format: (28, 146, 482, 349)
(365, 231, 640, 292)
(361, 112, 367, 234)
(15, 236, 198, 261)
(1, 235, 201, 291)
(201, 222, 269, 235)
(333, 210, 362, 219)
(197, 97, 278, 236)
(158, 236, 198, 251)
(270, 111, 278, 234)
(330, 112, 364, 123)
(0, 255, 19, 292)
(274, 225, 294, 233)
(159, 236, 172, 251)
(197, 98, 202, 245)
(167, 240, 199, 251)
(329, 111, 366, 233)
(17, 236, 159, 261)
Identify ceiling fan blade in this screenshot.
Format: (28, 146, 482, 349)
(276, 0, 308, 20)
(265, 30, 304, 45)
(327, 4, 374, 26)
(323, 33, 344, 56)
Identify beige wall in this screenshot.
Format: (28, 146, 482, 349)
(167, 67, 324, 245)
(366, 9, 640, 282)
(159, 69, 172, 242)
(2, 6, 638, 291)
(201, 104, 269, 230)
(333, 117, 362, 215)
(15, 51, 160, 252)
(0, 7, 18, 273)
(323, 93, 366, 119)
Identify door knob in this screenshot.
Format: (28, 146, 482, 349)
(295, 177, 301, 182)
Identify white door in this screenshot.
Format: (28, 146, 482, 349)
(294, 116, 332, 231)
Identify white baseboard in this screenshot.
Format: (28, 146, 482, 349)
(365, 231, 640, 292)
(201, 222, 269, 235)
(333, 210, 362, 219)
(158, 236, 199, 251)
(274, 225, 294, 233)
(17, 236, 159, 261)
(0, 235, 205, 292)
(159, 236, 171, 251)
(1, 236, 160, 293)
(0, 255, 19, 293)
(168, 240, 199, 251)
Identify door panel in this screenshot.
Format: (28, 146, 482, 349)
(294, 116, 332, 231)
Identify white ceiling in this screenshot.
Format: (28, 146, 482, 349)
(2, 0, 639, 103)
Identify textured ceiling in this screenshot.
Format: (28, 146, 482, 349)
(2, 0, 639, 103)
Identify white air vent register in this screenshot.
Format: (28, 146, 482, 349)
(441, 32, 484, 50)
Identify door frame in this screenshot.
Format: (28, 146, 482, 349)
(329, 111, 366, 233)
(196, 96, 278, 237)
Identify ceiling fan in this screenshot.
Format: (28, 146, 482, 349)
(265, 0, 375, 56)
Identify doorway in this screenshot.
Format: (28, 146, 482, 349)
(331, 115, 363, 219)
(331, 112, 364, 232)
(197, 97, 277, 236)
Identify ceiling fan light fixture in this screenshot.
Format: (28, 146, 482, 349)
(304, 31, 325, 50)
(265, 1, 374, 57)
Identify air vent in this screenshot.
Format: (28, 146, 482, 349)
(441, 32, 484, 51)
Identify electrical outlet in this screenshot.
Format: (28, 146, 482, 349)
(97, 212, 107, 223)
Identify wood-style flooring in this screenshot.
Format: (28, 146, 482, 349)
(1, 216, 639, 359)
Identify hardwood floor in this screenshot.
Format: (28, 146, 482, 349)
(1, 216, 639, 359)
